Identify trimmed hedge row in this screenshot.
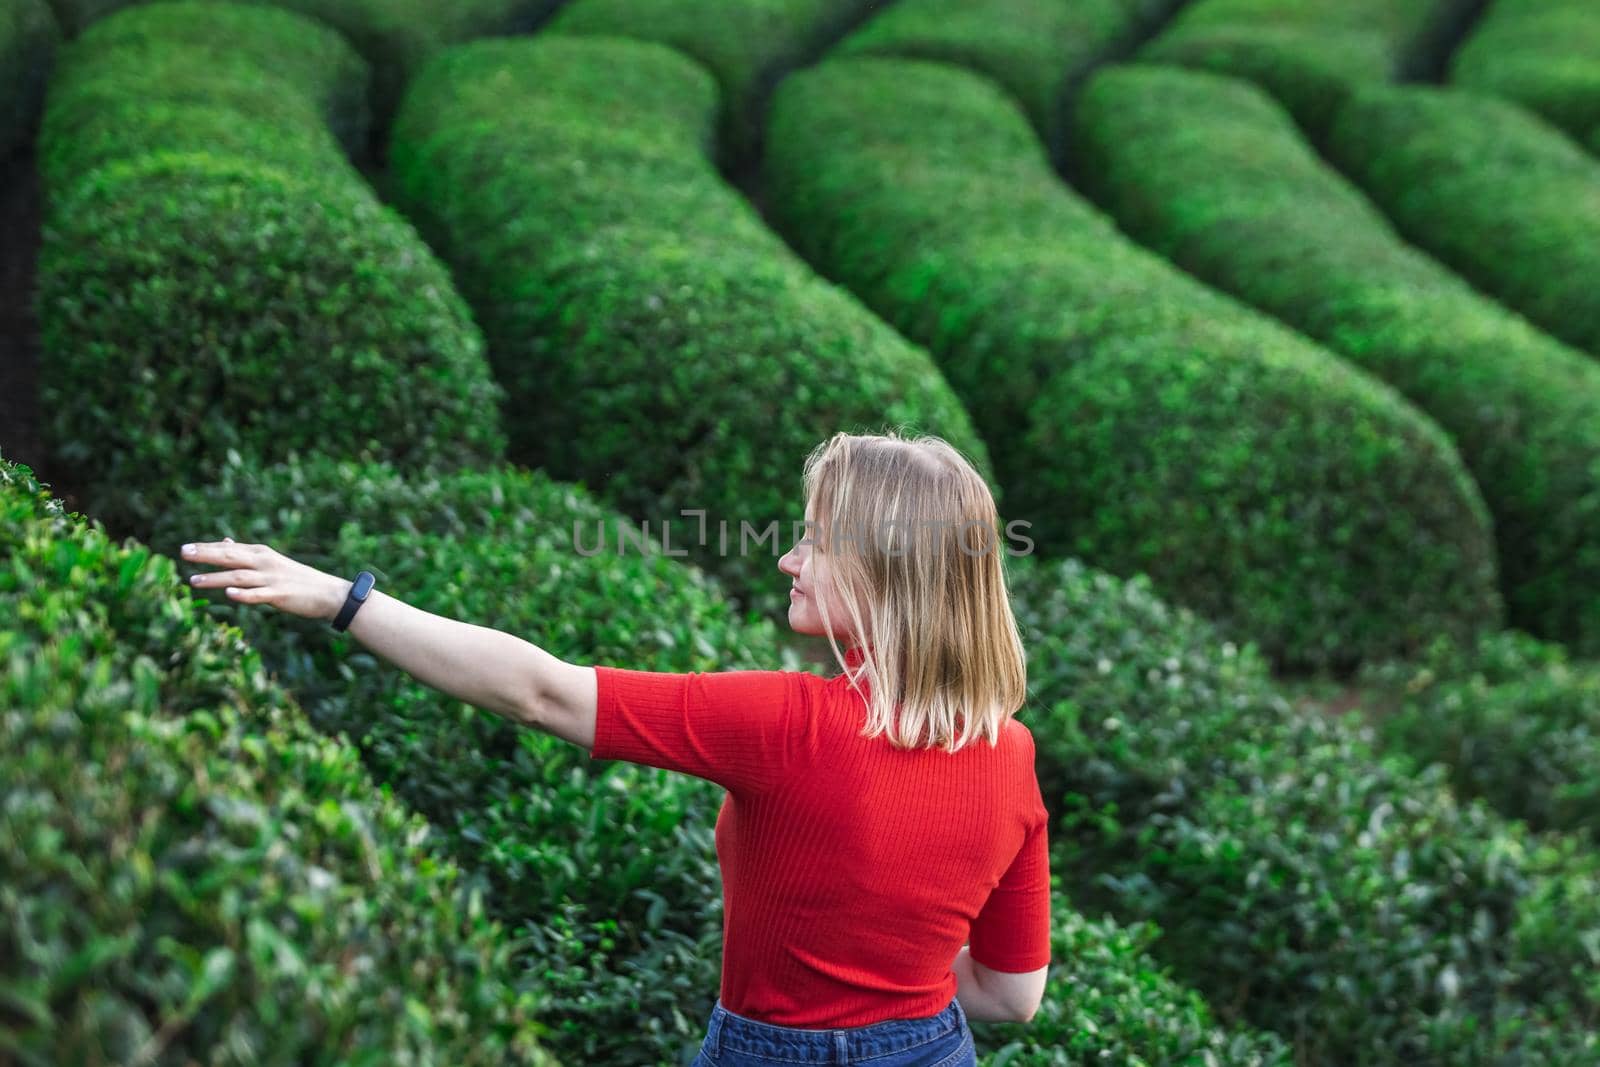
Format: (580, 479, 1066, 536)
(43, 0, 561, 117)
(1452, 0, 1600, 150)
(1326, 84, 1600, 361)
(1352, 627, 1600, 836)
(40, 1, 371, 175)
(1140, 0, 1475, 135)
(145, 453, 1287, 1065)
(1, 0, 57, 159)
(35, 2, 505, 540)
(1009, 550, 1600, 1064)
(764, 55, 1501, 673)
(834, 0, 1185, 157)
(0, 452, 555, 1065)
(262, 0, 563, 119)
(1070, 64, 1600, 660)
(547, 0, 881, 164)
(388, 36, 990, 618)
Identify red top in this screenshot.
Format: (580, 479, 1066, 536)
(589, 645, 1052, 1028)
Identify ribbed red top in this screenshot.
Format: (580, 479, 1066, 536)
(589, 645, 1052, 1028)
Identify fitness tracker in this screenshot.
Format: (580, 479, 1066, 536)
(332, 570, 376, 632)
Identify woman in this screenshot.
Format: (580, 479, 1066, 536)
(180, 430, 1051, 1066)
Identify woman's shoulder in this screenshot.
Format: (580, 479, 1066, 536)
(1003, 716, 1035, 743)
(995, 715, 1037, 755)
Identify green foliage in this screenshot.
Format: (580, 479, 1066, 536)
(1352, 628, 1600, 836)
(43, 0, 560, 118)
(1071, 63, 1600, 657)
(548, 0, 880, 163)
(1452, 0, 1600, 147)
(1140, 0, 1474, 135)
(40, 1, 370, 173)
(0, 0, 57, 158)
(0, 452, 555, 1066)
(151, 452, 799, 1065)
(834, 0, 1182, 156)
(972, 899, 1292, 1065)
(1328, 84, 1600, 360)
(1009, 552, 1600, 1064)
(389, 36, 990, 617)
(261, 0, 563, 119)
(765, 55, 1501, 672)
(34, 2, 505, 539)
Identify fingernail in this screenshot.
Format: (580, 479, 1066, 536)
(182, 544, 195, 556)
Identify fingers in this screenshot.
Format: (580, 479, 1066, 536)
(179, 541, 290, 612)
(181, 540, 264, 564)
(189, 568, 260, 588)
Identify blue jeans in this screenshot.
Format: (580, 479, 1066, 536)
(689, 996, 976, 1066)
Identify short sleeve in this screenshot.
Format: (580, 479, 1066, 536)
(969, 782, 1052, 972)
(590, 665, 810, 796)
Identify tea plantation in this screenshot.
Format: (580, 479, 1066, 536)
(3, 1, 1598, 1064)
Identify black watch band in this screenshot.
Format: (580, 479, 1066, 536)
(332, 570, 376, 632)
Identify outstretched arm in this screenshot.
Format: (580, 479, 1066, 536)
(179, 538, 599, 749)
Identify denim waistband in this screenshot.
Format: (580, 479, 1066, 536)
(704, 996, 968, 1063)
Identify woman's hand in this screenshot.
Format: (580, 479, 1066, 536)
(181, 536, 348, 622)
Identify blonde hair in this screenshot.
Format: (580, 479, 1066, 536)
(801, 430, 1028, 752)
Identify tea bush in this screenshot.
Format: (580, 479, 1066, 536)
(548, 0, 881, 163)
(1451, 0, 1600, 147)
(1353, 628, 1600, 836)
(0, 452, 556, 1065)
(1140, 0, 1477, 134)
(971, 899, 1292, 1065)
(389, 35, 989, 617)
(1009, 551, 1600, 1064)
(832, 0, 1183, 156)
(264, 0, 563, 120)
(43, 0, 561, 118)
(1072, 63, 1600, 657)
(764, 55, 1501, 672)
(35, 2, 504, 538)
(1328, 84, 1600, 360)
